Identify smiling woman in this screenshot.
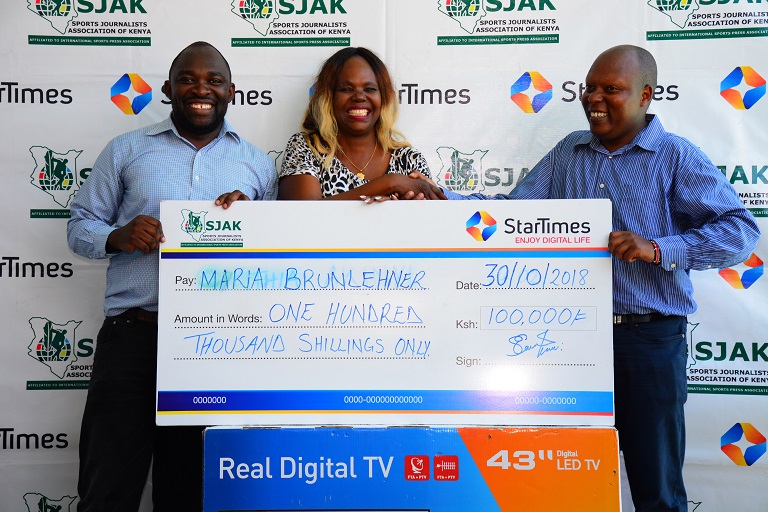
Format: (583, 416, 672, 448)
(277, 47, 445, 201)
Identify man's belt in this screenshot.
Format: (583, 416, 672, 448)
(612, 312, 667, 325)
(115, 307, 158, 324)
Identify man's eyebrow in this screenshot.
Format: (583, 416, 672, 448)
(173, 69, 228, 78)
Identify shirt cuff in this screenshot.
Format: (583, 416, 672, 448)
(93, 227, 118, 258)
(654, 236, 685, 271)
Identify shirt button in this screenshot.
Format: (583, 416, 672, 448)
(670, 263, 676, 269)
(599, 184, 605, 188)
(608, 155, 613, 159)
(195, 176, 200, 181)
(707, 264, 712, 268)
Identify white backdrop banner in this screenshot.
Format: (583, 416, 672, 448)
(1, 1, 766, 511)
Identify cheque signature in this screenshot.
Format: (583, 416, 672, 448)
(507, 330, 560, 358)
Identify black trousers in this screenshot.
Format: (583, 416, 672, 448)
(77, 316, 203, 512)
(614, 315, 688, 512)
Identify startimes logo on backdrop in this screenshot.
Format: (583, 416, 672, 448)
(510, 71, 553, 113)
(720, 66, 766, 110)
(721, 422, 767, 466)
(718, 253, 764, 289)
(111, 73, 152, 115)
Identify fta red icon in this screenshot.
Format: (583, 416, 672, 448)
(405, 455, 430, 480)
(434, 455, 459, 480)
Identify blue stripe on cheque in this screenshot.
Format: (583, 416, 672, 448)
(157, 389, 613, 415)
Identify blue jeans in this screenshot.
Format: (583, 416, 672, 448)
(614, 315, 688, 512)
(77, 316, 203, 512)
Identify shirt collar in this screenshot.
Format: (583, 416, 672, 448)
(577, 114, 664, 154)
(147, 116, 241, 144)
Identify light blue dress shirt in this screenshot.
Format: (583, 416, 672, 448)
(446, 115, 760, 316)
(67, 117, 277, 316)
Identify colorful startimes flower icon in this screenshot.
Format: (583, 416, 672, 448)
(511, 71, 553, 114)
(718, 253, 764, 289)
(721, 422, 767, 466)
(111, 73, 152, 115)
(466, 211, 497, 242)
(720, 66, 766, 110)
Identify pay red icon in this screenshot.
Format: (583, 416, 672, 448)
(405, 455, 430, 480)
(434, 455, 459, 481)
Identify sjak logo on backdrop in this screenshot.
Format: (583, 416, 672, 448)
(23, 493, 76, 512)
(719, 253, 764, 289)
(648, 0, 768, 30)
(27, 317, 80, 378)
(721, 422, 767, 466)
(720, 66, 766, 110)
(26, 317, 94, 383)
(230, 0, 349, 37)
(28, 146, 89, 209)
(436, 0, 558, 35)
(437, 147, 488, 192)
(436, 147, 530, 193)
(26, 0, 150, 37)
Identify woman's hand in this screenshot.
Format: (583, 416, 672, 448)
(361, 173, 446, 202)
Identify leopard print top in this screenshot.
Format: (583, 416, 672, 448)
(279, 133, 431, 198)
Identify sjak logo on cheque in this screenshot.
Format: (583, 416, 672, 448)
(27, 317, 82, 379)
(28, 146, 87, 208)
(23, 493, 76, 512)
(181, 209, 208, 242)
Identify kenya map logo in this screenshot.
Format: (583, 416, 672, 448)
(437, 0, 486, 33)
(231, 0, 278, 35)
(648, 0, 700, 29)
(28, 146, 83, 208)
(181, 209, 208, 242)
(27, 0, 78, 34)
(436, 147, 488, 192)
(27, 317, 82, 379)
(685, 321, 699, 370)
(23, 493, 76, 512)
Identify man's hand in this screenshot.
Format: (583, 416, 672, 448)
(399, 172, 446, 200)
(608, 231, 655, 263)
(215, 190, 251, 209)
(106, 215, 164, 254)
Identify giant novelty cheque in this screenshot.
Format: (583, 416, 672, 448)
(157, 200, 613, 427)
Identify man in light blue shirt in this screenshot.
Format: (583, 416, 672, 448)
(67, 41, 276, 512)
(445, 45, 760, 511)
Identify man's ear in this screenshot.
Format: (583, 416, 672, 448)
(162, 80, 171, 100)
(640, 84, 653, 107)
(228, 82, 235, 103)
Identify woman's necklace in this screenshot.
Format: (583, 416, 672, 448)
(338, 141, 378, 179)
